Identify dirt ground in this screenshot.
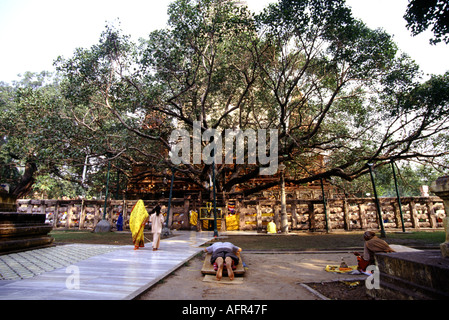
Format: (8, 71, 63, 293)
(135, 251, 373, 300)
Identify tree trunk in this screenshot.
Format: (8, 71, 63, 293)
(10, 162, 37, 198)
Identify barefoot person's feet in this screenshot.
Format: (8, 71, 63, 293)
(216, 257, 224, 281)
(226, 264, 234, 280)
(225, 257, 234, 280)
(216, 266, 223, 281)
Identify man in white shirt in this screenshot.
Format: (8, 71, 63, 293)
(204, 242, 242, 281)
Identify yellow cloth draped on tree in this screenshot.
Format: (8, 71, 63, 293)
(130, 200, 149, 249)
(190, 210, 198, 226)
(226, 214, 239, 231)
(267, 221, 276, 234)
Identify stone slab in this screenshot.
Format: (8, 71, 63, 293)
(0, 231, 214, 300)
(0, 212, 46, 224)
(373, 250, 449, 300)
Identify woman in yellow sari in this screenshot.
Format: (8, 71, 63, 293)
(129, 200, 149, 250)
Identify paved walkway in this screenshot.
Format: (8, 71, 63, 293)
(0, 231, 215, 300)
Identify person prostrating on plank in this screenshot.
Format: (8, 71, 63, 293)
(204, 242, 242, 281)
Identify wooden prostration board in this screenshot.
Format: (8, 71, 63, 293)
(202, 274, 244, 284)
(201, 253, 246, 275)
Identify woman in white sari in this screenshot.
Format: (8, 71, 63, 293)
(149, 204, 165, 251)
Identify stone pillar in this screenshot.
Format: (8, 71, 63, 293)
(256, 204, 262, 232)
(441, 218, 449, 258)
(430, 176, 449, 258)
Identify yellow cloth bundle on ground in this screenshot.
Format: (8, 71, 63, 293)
(324, 265, 358, 273)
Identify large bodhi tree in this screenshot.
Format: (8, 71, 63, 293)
(16, 0, 449, 198)
(0, 71, 129, 198)
(0, 72, 78, 198)
(404, 0, 449, 44)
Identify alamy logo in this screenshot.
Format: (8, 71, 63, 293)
(365, 265, 380, 290)
(65, 265, 80, 290)
(169, 121, 279, 175)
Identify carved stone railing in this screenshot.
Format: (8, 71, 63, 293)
(234, 196, 446, 232)
(16, 198, 190, 231)
(16, 196, 446, 232)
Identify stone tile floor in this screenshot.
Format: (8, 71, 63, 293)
(0, 244, 122, 280)
(0, 231, 214, 300)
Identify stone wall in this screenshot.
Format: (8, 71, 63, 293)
(16, 199, 189, 231)
(16, 196, 446, 232)
(235, 196, 446, 232)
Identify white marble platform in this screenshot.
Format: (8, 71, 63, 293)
(0, 231, 214, 300)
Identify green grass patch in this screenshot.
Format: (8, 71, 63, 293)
(50, 229, 134, 245)
(49, 229, 445, 250)
(387, 231, 445, 245)
(216, 231, 445, 251)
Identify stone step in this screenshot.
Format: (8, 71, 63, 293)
(0, 212, 53, 253)
(0, 212, 46, 224)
